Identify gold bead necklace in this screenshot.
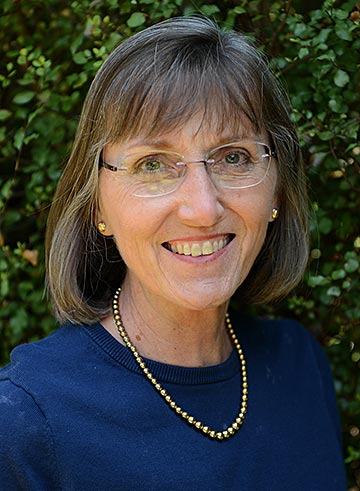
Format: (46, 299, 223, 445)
(112, 287, 248, 441)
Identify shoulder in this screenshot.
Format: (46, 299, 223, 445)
(0, 379, 60, 487)
(233, 311, 326, 363)
(0, 323, 96, 487)
(0, 378, 51, 445)
(0, 322, 101, 417)
(233, 311, 341, 437)
(1, 322, 93, 383)
(231, 310, 336, 393)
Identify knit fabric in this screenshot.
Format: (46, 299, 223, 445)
(0, 312, 346, 490)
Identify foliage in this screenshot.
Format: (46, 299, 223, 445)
(0, 0, 359, 486)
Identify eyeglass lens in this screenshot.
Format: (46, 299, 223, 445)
(103, 142, 271, 197)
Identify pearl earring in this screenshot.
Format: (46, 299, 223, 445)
(271, 208, 279, 220)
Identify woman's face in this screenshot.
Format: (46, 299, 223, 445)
(98, 118, 278, 312)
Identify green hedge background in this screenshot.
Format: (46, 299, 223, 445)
(0, 0, 359, 486)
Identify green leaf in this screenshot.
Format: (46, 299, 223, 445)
(13, 91, 35, 105)
(298, 47, 309, 59)
(127, 12, 146, 28)
(73, 52, 89, 65)
(233, 6, 246, 14)
(1, 180, 12, 199)
(0, 109, 12, 121)
(328, 98, 347, 114)
(327, 286, 341, 297)
(334, 69, 350, 88)
(318, 217, 333, 234)
(331, 269, 346, 280)
(294, 23, 308, 38)
(307, 275, 329, 287)
(333, 9, 350, 21)
(201, 4, 220, 16)
(335, 25, 352, 41)
(344, 258, 359, 273)
(13, 128, 25, 150)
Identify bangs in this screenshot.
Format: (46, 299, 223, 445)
(102, 42, 265, 145)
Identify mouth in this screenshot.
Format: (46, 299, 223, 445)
(162, 234, 235, 258)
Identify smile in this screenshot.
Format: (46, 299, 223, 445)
(163, 234, 234, 257)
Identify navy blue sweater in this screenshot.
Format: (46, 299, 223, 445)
(0, 313, 346, 490)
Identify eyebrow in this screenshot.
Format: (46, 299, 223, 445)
(124, 134, 258, 152)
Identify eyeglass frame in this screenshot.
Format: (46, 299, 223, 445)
(99, 141, 276, 198)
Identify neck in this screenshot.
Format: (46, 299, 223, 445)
(102, 282, 232, 368)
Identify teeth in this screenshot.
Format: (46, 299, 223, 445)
(191, 244, 202, 257)
(183, 244, 191, 256)
(202, 241, 213, 255)
(168, 236, 231, 257)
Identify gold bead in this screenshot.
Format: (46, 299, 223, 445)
(209, 431, 216, 438)
(188, 416, 194, 424)
(195, 421, 203, 429)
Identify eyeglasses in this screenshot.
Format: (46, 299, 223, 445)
(99, 141, 274, 198)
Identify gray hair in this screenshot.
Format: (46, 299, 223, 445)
(46, 16, 308, 324)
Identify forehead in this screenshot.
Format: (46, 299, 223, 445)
(103, 63, 265, 149)
(108, 111, 264, 153)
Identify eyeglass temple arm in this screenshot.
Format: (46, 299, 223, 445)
(99, 155, 123, 172)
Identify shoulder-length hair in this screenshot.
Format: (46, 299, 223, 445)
(46, 16, 309, 324)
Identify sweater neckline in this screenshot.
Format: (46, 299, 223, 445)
(82, 322, 240, 386)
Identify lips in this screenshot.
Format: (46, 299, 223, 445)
(162, 234, 234, 257)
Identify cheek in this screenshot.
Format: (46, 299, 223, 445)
(98, 177, 163, 254)
(98, 174, 133, 235)
(234, 187, 275, 228)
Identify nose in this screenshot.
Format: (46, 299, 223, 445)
(176, 163, 224, 227)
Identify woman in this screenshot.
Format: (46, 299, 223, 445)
(0, 16, 346, 490)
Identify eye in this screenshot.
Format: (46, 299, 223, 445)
(224, 151, 248, 165)
(216, 147, 251, 166)
(135, 156, 167, 174)
(130, 153, 182, 183)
